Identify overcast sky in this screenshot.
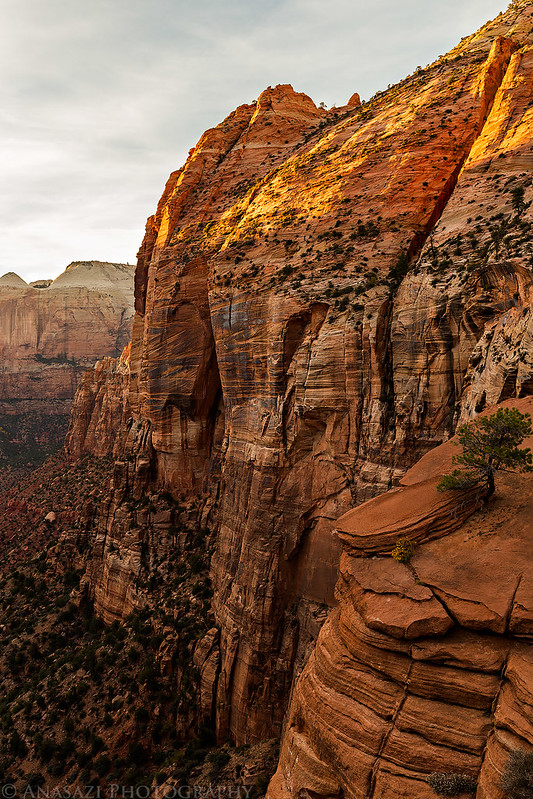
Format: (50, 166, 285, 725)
(1, 0, 508, 282)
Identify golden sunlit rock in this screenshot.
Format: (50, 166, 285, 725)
(63, 3, 533, 783)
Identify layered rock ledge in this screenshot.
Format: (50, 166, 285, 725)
(269, 396, 533, 799)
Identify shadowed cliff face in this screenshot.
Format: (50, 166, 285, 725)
(69, 1, 533, 746)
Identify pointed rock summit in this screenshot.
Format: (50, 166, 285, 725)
(0, 271, 28, 287)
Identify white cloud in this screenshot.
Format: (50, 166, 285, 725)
(0, 0, 507, 280)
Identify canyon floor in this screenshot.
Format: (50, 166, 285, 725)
(0, 453, 278, 794)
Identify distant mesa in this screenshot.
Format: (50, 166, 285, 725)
(50, 261, 134, 292)
(0, 258, 136, 463)
(0, 261, 135, 294)
(0, 272, 28, 288)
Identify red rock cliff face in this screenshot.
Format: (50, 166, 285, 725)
(269, 397, 533, 799)
(64, 345, 132, 458)
(75, 1, 533, 747)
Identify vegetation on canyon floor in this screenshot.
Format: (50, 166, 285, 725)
(0, 410, 70, 471)
(0, 455, 278, 794)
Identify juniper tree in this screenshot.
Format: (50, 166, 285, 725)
(437, 407, 533, 497)
(511, 185, 529, 218)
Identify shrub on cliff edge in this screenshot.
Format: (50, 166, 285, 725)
(437, 408, 532, 497)
(391, 537, 416, 564)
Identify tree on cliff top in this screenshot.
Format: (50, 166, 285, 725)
(437, 407, 533, 498)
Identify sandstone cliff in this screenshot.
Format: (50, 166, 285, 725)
(269, 396, 533, 799)
(64, 345, 132, 458)
(0, 260, 134, 466)
(68, 0, 533, 750)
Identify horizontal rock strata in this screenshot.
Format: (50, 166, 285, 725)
(0, 261, 134, 461)
(69, 0, 533, 748)
(269, 396, 533, 799)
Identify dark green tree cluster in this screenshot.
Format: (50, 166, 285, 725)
(511, 185, 529, 218)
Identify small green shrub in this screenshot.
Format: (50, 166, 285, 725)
(134, 706, 150, 725)
(46, 761, 65, 777)
(209, 749, 231, 768)
(79, 765, 93, 784)
(24, 773, 45, 791)
(94, 755, 111, 777)
(90, 734, 105, 755)
(391, 537, 416, 564)
(388, 250, 410, 289)
(128, 742, 148, 766)
(10, 730, 28, 758)
(254, 775, 270, 796)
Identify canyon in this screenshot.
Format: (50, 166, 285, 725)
(2, 1, 533, 795)
(71, 0, 533, 748)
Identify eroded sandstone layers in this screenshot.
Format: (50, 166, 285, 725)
(269, 397, 533, 799)
(0, 261, 134, 463)
(72, 0, 533, 752)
